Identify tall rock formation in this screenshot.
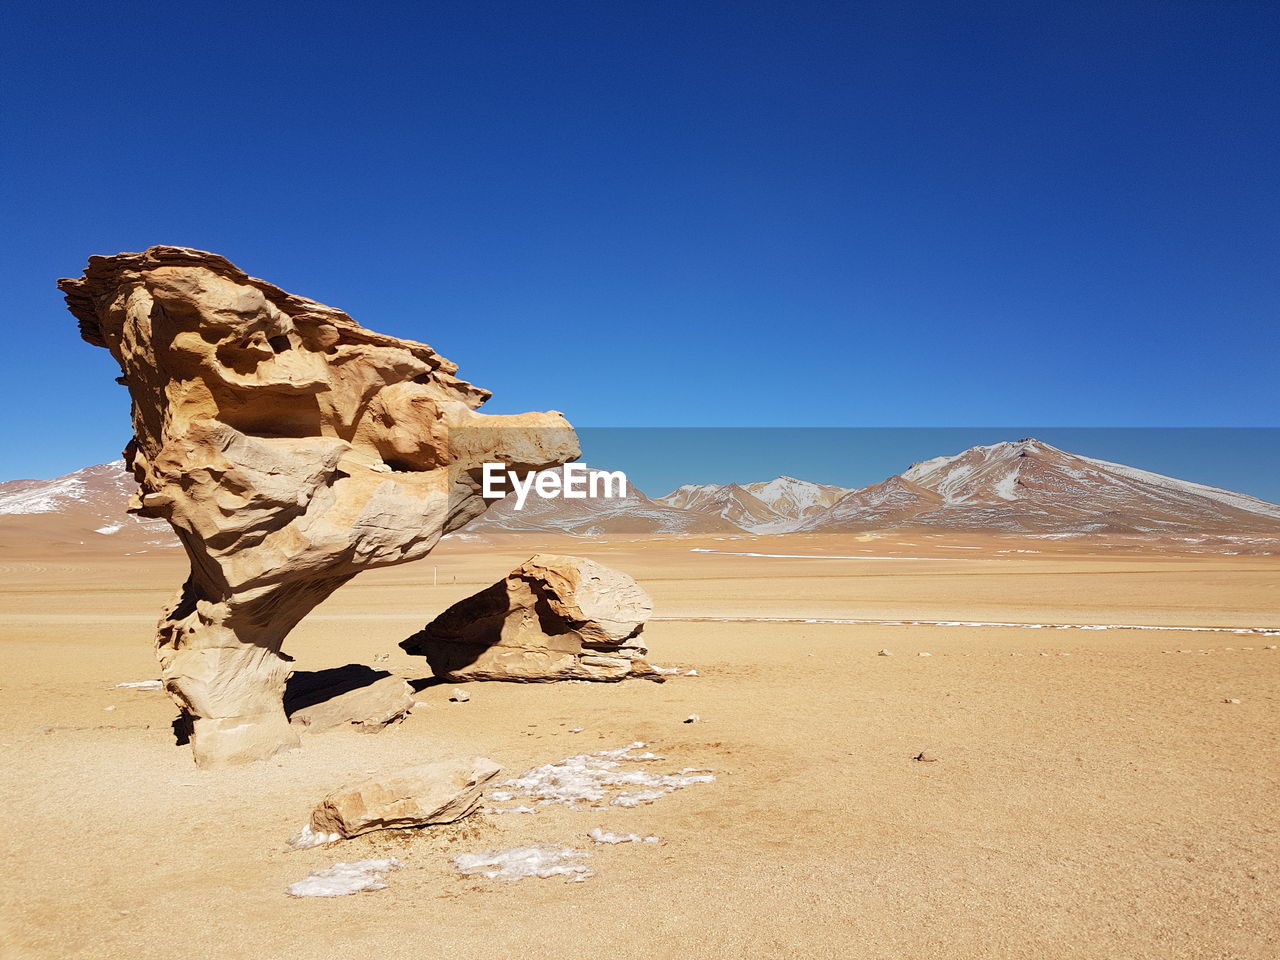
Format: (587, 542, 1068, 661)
(58, 246, 577, 766)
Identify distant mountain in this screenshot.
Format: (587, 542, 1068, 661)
(801, 438, 1280, 535)
(466, 467, 740, 537)
(5, 440, 1278, 548)
(657, 476, 852, 532)
(0, 460, 176, 549)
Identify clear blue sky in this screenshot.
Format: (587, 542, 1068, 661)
(2, 1, 1277, 484)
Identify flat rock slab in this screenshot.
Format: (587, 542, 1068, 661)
(309, 757, 502, 839)
(287, 668, 415, 733)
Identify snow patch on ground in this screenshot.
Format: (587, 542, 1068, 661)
(489, 742, 715, 809)
(114, 680, 162, 690)
(95, 524, 123, 535)
(690, 548, 958, 561)
(285, 858, 401, 897)
(287, 823, 342, 849)
(654, 616, 1280, 636)
(453, 845, 593, 882)
(588, 828, 660, 844)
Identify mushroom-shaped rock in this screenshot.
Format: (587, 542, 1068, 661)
(59, 247, 578, 767)
(402, 554, 657, 682)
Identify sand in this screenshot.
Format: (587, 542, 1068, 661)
(1, 532, 1277, 959)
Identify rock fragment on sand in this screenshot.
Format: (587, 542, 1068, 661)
(1223, 698, 1242, 704)
(295, 757, 501, 844)
(878, 649, 892, 657)
(913, 751, 939, 762)
(402, 555, 658, 683)
(449, 688, 471, 703)
(288, 675, 415, 734)
(918, 652, 932, 657)
(684, 714, 700, 724)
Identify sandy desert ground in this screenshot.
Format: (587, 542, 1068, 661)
(1, 531, 1277, 959)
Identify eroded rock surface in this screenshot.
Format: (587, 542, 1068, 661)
(307, 757, 502, 840)
(286, 668, 415, 734)
(59, 247, 577, 766)
(402, 554, 657, 681)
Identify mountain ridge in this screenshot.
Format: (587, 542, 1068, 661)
(4, 438, 1279, 544)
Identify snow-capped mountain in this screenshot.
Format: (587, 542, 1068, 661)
(0, 460, 134, 516)
(657, 475, 852, 532)
(467, 467, 740, 537)
(0, 460, 176, 548)
(5, 440, 1278, 547)
(802, 439, 1280, 535)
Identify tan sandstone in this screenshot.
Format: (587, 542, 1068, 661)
(58, 247, 578, 766)
(307, 757, 502, 839)
(288, 674, 415, 733)
(401, 554, 658, 681)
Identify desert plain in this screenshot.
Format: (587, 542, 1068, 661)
(1, 530, 1277, 959)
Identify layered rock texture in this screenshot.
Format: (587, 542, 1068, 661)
(402, 555, 656, 681)
(59, 247, 577, 766)
(303, 757, 502, 842)
(285, 667, 415, 734)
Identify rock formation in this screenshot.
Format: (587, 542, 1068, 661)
(59, 247, 577, 767)
(297, 757, 501, 845)
(285, 667, 415, 734)
(402, 554, 658, 681)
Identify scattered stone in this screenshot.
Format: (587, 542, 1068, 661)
(568, 727, 583, 733)
(877, 649, 892, 657)
(60, 246, 577, 767)
(288, 674, 414, 734)
(103, 705, 116, 711)
(918, 652, 932, 657)
(297, 757, 501, 843)
(1223, 698, 1242, 704)
(453, 844, 592, 883)
(403, 555, 657, 683)
(683, 714, 700, 724)
(286, 858, 402, 897)
(685, 669, 699, 677)
(449, 688, 471, 703)
(913, 751, 939, 762)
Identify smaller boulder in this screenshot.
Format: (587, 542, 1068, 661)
(402, 555, 657, 682)
(288, 671, 415, 734)
(308, 757, 502, 840)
